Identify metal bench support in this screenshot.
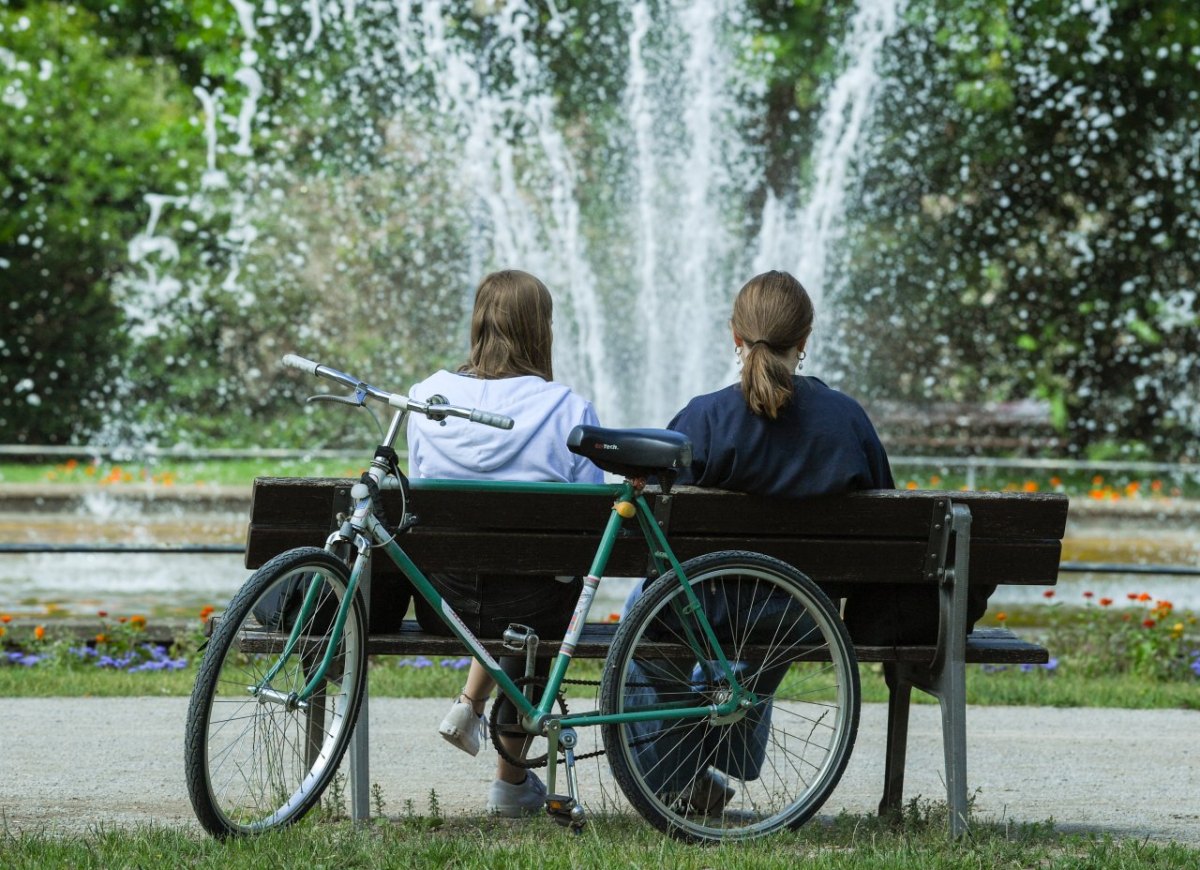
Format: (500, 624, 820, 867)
(879, 501, 973, 837)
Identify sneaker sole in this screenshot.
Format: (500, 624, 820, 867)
(438, 725, 481, 757)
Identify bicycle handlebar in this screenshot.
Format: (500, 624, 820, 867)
(282, 353, 515, 430)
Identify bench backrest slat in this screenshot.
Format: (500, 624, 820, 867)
(245, 479, 1068, 589)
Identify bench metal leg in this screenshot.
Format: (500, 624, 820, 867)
(937, 659, 968, 837)
(879, 503, 973, 839)
(349, 562, 372, 823)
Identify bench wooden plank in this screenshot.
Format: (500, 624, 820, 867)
(244, 480, 1067, 590)
(225, 620, 1047, 665)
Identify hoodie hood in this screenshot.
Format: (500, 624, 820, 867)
(405, 370, 602, 483)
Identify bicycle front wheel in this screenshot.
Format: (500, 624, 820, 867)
(185, 546, 368, 837)
(600, 551, 859, 842)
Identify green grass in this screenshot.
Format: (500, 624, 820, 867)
(4, 656, 1197, 709)
(2, 807, 1198, 869)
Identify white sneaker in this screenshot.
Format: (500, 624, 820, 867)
(679, 767, 735, 815)
(486, 771, 547, 818)
(439, 699, 487, 757)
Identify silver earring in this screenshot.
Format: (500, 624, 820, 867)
(796, 350, 806, 372)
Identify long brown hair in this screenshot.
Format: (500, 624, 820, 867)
(732, 270, 814, 419)
(461, 270, 555, 381)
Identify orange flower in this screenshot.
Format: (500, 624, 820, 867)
(1049, 476, 1062, 488)
(1089, 489, 1106, 501)
(1043, 590, 1055, 599)
(1022, 480, 1039, 492)
(1091, 475, 1104, 486)
(34, 625, 45, 640)
(129, 614, 147, 629)
(1137, 592, 1152, 602)
(0, 614, 11, 624)
(606, 612, 621, 623)
(1099, 597, 1113, 607)
(118, 616, 128, 624)
(905, 480, 918, 490)
(199, 605, 215, 619)
(95, 633, 109, 644)
(929, 475, 942, 487)
(64, 458, 78, 471)
(0, 626, 6, 638)
(995, 612, 1008, 622)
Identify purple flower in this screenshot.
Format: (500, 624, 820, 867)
(440, 657, 471, 670)
(1042, 658, 1059, 671)
(1191, 659, 1200, 678)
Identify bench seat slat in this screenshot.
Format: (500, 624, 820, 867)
(226, 620, 1047, 666)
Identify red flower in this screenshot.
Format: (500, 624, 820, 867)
(1042, 590, 1055, 599)
(1082, 591, 1094, 599)
(1099, 597, 1113, 607)
(97, 610, 108, 618)
(1142, 619, 1156, 628)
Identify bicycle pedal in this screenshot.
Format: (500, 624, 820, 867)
(544, 794, 584, 828)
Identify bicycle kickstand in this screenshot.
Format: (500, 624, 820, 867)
(544, 722, 586, 834)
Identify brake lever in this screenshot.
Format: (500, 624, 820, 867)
(306, 393, 365, 407)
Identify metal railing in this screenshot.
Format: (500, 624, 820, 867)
(889, 455, 1199, 491)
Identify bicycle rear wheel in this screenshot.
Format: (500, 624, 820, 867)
(185, 547, 368, 837)
(600, 551, 859, 842)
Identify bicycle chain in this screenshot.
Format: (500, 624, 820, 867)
(488, 676, 610, 769)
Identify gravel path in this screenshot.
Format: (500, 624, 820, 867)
(3, 698, 1197, 844)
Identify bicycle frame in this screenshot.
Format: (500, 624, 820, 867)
(256, 410, 756, 752)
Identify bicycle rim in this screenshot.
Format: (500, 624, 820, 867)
(600, 551, 859, 841)
(185, 547, 367, 836)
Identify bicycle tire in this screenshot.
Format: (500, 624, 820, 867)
(599, 551, 859, 842)
(184, 546, 368, 837)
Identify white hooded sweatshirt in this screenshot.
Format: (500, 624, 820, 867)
(405, 370, 603, 484)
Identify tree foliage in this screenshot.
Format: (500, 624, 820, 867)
(837, 0, 1200, 458)
(0, 2, 202, 442)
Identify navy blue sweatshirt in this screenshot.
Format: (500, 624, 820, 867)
(666, 376, 893, 497)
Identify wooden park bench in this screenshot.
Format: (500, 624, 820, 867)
(245, 478, 1068, 836)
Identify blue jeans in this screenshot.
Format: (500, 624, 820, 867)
(619, 581, 811, 792)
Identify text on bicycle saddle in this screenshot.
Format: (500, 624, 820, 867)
(567, 425, 692, 490)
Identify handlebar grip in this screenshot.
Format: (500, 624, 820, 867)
(469, 409, 515, 430)
(282, 354, 320, 375)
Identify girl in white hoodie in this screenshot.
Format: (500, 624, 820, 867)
(406, 269, 602, 817)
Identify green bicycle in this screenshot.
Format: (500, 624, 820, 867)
(184, 354, 860, 842)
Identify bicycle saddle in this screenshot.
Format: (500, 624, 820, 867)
(567, 425, 692, 491)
